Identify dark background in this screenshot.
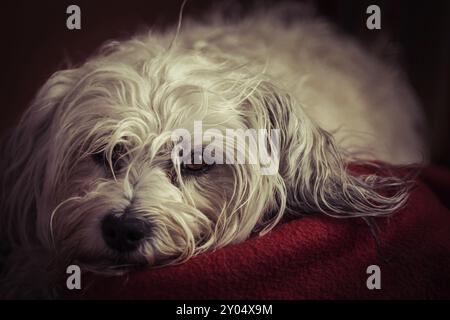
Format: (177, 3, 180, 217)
(1, 0, 449, 168)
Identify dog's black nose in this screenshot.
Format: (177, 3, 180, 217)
(101, 214, 152, 252)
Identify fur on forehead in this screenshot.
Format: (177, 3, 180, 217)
(48, 37, 279, 160)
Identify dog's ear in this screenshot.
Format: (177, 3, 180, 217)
(0, 69, 78, 245)
(246, 81, 411, 219)
(283, 122, 412, 218)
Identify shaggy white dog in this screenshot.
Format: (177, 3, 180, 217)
(0, 5, 425, 298)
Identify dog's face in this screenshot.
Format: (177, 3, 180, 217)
(9, 42, 286, 271)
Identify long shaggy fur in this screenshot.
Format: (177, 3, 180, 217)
(0, 5, 425, 298)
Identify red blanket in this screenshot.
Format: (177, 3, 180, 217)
(70, 166, 450, 299)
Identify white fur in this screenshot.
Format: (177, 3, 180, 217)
(0, 6, 425, 298)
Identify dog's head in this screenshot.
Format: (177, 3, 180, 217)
(0, 36, 410, 272)
(1, 38, 289, 271)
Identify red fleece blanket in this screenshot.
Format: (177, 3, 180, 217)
(71, 166, 450, 299)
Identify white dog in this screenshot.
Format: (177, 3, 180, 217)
(0, 5, 426, 298)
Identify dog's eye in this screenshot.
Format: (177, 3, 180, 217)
(183, 163, 209, 171)
(91, 151, 105, 167)
(181, 152, 213, 174)
(92, 144, 127, 174)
